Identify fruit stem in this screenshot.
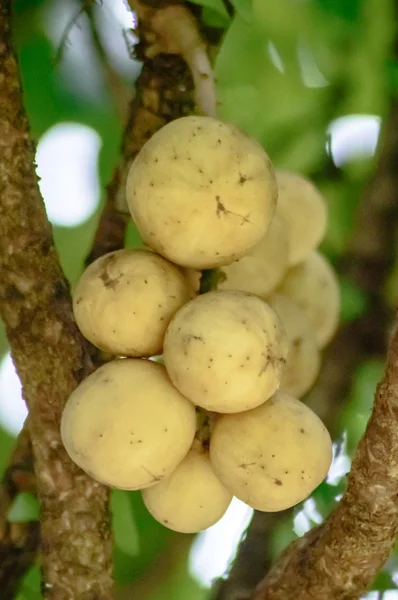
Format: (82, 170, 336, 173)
(199, 269, 226, 294)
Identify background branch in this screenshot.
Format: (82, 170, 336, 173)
(249, 99, 398, 600)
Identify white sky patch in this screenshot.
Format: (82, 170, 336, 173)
(327, 433, 351, 485)
(110, 0, 136, 29)
(94, 0, 140, 79)
(43, 0, 107, 103)
(36, 122, 102, 227)
(0, 353, 27, 437)
(297, 42, 329, 88)
(266, 41, 285, 73)
(303, 497, 323, 524)
(364, 593, 398, 599)
(327, 115, 381, 167)
(293, 509, 311, 536)
(189, 498, 254, 587)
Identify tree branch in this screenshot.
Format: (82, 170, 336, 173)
(86, 6, 196, 265)
(213, 95, 398, 600)
(0, 2, 113, 598)
(250, 99, 398, 600)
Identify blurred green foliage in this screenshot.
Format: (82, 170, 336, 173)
(1, 0, 398, 597)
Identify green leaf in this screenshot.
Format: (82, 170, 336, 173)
(114, 491, 172, 584)
(8, 493, 40, 522)
(111, 489, 139, 557)
(189, 0, 229, 19)
(371, 569, 396, 591)
(201, 6, 231, 28)
(230, 0, 252, 23)
(15, 565, 42, 600)
(339, 278, 369, 322)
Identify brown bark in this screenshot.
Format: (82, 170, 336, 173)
(0, 2, 113, 598)
(86, 27, 195, 265)
(253, 313, 398, 599)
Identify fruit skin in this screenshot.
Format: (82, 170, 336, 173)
(126, 115, 278, 269)
(277, 250, 340, 348)
(267, 294, 320, 398)
(276, 169, 327, 267)
(209, 391, 332, 512)
(163, 290, 288, 413)
(61, 359, 196, 490)
(73, 248, 190, 357)
(142, 444, 232, 533)
(218, 213, 289, 298)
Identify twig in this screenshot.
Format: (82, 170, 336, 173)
(250, 100, 398, 600)
(129, 0, 217, 117)
(0, 420, 35, 538)
(0, 521, 40, 600)
(86, 9, 196, 263)
(0, 420, 37, 599)
(0, 2, 113, 598)
(85, 2, 131, 120)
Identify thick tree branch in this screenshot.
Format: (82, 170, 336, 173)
(250, 100, 398, 600)
(0, 2, 113, 598)
(0, 1, 199, 595)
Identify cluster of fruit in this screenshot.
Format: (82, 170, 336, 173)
(61, 116, 338, 534)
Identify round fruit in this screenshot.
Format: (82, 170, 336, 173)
(277, 251, 340, 348)
(268, 294, 320, 397)
(210, 391, 332, 512)
(276, 170, 327, 266)
(126, 116, 278, 269)
(163, 290, 288, 413)
(61, 359, 196, 490)
(142, 444, 232, 533)
(218, 213, 289, 297)
(73, 249, 190, 357)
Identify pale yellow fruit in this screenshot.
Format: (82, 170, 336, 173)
(163, 290, 288, 413)
(210, 391, 332, 512)
(218, 213, 289, 297)
(73, 249, 190, 357)
(267, 294, 320, 397)
(276, 170, 327, 266)
(61, 359, 196, 490)
(126, 116, 278, 269)
(142, 444, 232, 533)
(277, 251, 340, 348)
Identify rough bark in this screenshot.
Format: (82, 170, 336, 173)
(86, 33, 195, 265)
(253, 314, 398, 599)
(0, 2, 113, 598)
